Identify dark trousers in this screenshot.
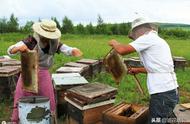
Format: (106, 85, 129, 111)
(148, 89, 179, 124)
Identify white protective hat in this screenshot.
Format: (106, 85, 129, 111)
(131, 17, 155, 31)
(32, 20, 61, 39)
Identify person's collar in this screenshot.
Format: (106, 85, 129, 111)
(134, 30, 158, 41)
(147, 30, 158, 34)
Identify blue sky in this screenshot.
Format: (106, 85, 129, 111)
(0, 0, 190, 25)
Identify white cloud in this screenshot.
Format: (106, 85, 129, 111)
(0, 0, 190, 25)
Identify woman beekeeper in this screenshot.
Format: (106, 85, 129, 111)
(7, 20, 83, 123)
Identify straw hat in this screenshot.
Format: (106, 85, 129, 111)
(131, 17, 155, 31)
(32, 20, 61, 39)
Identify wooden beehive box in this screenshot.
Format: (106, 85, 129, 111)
(64, 62, 90, 78)
(102, 102, 149, 124)
(66, 82, 117, 106)
(0, 66, 21, 77)
(0, 66, 20, 99)
(0, 58, 21, 67)
(52, 73, 88, 103)
(66, 98, 114, 124)
(52, 73, 88, 118)
(56, 66, 84, 75)
(76, 59, 101, 77)
(173, 56, 187, 70)
(65, 83, 117, 124)
(124, 57, 143, 68)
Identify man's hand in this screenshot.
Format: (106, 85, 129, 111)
(128, 68, 140, 75)
(71, 49, 83, 57)
(108, 39, 120, 47)
(108, 39, 136, 55)
(127, 67, 147, 74)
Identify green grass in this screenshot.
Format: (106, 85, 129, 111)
(0, 33, 190, 119)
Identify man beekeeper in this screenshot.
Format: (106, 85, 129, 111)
(7, 20, 82, 123)
(108, 17, 179, 124)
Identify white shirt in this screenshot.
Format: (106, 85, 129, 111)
(7, 41, 75, 56)
(129, 30, 178, 94)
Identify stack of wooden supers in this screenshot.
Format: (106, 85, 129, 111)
(64, 62, 91, 78)
(65, 82, 117, 124)
(102, 102, 149, 124)
(124, 56, 188, 71)
(76, 59, 101, 77)
(56, 58, 101, 79)
(173, 56, 187, 70)
(54, 58, 101, 118)
(0, 58, 21, 67)
(52, 73, 89, 118)
(0, 57, 21, 99)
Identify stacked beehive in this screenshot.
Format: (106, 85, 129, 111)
(65, 82, 117, 124)
(54, 59, 102, 118)
(0, 57, 21, 99)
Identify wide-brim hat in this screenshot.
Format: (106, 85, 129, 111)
(131, 17, 156, 31)
(32, 20, 61, 39)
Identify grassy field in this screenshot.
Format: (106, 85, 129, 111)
(0, 33, 190, 119)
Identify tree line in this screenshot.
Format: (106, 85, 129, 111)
(1, 14, 190, 39)
(0, 14, 130, 35)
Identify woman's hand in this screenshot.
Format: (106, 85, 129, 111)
(71, 49, 83, 57)
(17, 44, 29, 52)
(10, 44, 29, 54)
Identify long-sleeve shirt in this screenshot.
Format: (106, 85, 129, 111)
(7, 35, 76, 68)
(7, 36, 76, 56)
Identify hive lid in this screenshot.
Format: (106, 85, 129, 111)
(52, 73, 81, 78)
(77, 59, 99, 64)
(52, 73, 88, 86)
(19, 96, 49, 103)
(56, 67, 84, 73)
(64, 62, 89, 68)
(65, 96, 115, 110)
(0, 66, 21, 77)
(67, 82, 117, 99)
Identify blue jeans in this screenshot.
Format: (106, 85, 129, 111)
(149, 89, 179, 124)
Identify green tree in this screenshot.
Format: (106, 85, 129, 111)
(61, 16, 74, 34)
(119, 23, 130, 35)
(51, 17, 61, 30)
(110, 24, 120, 35)
(75, 23, 86, 34)
(0, 18, 8, 33)
(96, 15, 107, 34)
(7, 13, 19, 32)
(86, 23, 95, 34)
(22, 21, 34, 32)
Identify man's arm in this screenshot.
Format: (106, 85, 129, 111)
(108, 39, 147, 74)
(108, 39, 136, 55)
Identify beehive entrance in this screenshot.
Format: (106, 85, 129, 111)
(119, 106, 136, 117)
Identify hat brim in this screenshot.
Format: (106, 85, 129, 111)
(131, 22, 157, 31)
(32, 22, 61, 39)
